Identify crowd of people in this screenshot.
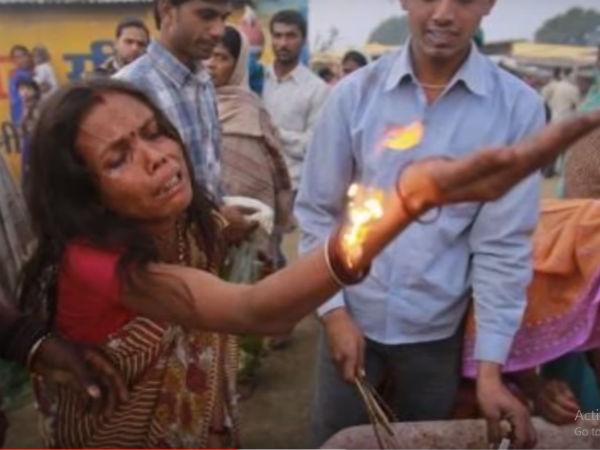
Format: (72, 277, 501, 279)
(2, 0, 600, 448)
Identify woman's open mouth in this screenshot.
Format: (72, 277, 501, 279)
(157, 171, 184, 198)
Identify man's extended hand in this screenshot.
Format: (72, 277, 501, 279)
(322, 308, 365, 383)
(477, 362, 536, 449)
(399, 110, 600, 213)
(31, 337, 129, 416)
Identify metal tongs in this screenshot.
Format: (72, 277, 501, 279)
(354, 371, 401, 449)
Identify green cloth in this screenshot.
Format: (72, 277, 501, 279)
(541, 353, 600, 412)
(580, 71, 600, 113)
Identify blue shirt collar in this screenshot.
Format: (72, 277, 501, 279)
(384, 40, 488, 97)
(147, 40, 208, 88)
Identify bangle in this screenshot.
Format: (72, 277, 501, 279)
(324, 227, 370, 287)
(324, 237, 347, 287)
(1, 315, 49, 367)
(26, 333, 52, 372)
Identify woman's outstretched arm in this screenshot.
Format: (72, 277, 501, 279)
(123, 110, 600, 335)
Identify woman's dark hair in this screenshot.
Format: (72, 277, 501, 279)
(342, 50, 368, 68)
(221, 25, 242, 61)
(19, 78, 222, 323)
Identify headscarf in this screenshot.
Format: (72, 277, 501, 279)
(215, 27, 292, 218)
(216, 27, 264, 138)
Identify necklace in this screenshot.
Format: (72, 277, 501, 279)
(418, 81, 448, 90)
(176, 220, 188, 265)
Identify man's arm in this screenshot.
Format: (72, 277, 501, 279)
(0, 295, 128, 414)
(469, 95, 546, 448)
(469, 97, 545, 365)
(278, 82, 330, 161)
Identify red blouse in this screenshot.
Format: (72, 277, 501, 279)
(57, 242, 136, 344)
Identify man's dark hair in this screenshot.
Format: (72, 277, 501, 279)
(153, 0, 230, 30)
(154, 0, 189, 30)
(269, 9, 307, 39)
(553, 67, 562, 80)
(116, 17, 150, 40)
(318, 67, 335, 83)
(10, 45, 29, 58)
(342, 50, 368, 68)
(16, 78, 40, 97)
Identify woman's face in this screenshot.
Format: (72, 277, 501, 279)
(76, 92, 193, 225)
(206, 43, 236, 88)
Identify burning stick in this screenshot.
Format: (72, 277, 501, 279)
(340, 184, 385, 270)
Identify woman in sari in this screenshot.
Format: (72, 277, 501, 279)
(21, 78, 600, 448)
(207, 25, 292, 268)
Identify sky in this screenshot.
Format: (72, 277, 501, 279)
(309, 0, 600, 51)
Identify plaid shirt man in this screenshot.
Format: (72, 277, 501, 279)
(115, 40, 223, 199)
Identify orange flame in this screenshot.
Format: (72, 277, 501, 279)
(383, 121, 424, 151)
(341, 184, 385, 269)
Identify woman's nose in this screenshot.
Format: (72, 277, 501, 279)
(137, 139, 168, 172)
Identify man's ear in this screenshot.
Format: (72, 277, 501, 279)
(157, 0, 174, 28)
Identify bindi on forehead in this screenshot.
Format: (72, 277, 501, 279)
(77, 93, 154, 147)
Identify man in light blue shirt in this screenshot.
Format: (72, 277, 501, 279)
(296, 0, 544, 447)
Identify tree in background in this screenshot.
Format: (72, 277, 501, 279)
(535, 7, 600, 46)
(368, 15, 410, 46)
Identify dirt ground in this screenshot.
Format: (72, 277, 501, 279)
(3, 179, 559, 448)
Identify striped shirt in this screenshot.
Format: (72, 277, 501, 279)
(115, 40, 223, 199)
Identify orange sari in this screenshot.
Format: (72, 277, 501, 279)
(463, 199, 600, 376)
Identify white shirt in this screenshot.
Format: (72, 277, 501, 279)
(542, 79, 581, 122)
(263, 63, 329, 189)
(34, 63, 59, 100)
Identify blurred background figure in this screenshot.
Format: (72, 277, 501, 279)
(317, 66, 337, 85)
(541, 67, 581, 178)
(207, 25, 293, 273)
(16, 78, 41, 191)
(542, 67, 581, 123)
(32, 45, 59, 100)
(8, 45, 33, 126)
(231, 1, 266, 96)
(341, 50, 368, 77)
(207, 25, 293, 389)
(95, 17, 149, 77)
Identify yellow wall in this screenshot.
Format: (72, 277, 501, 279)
(0, 4, 155, 123)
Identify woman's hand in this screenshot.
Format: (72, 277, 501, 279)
(534, 379, 580, 425)
(398, 110, 600, 212)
